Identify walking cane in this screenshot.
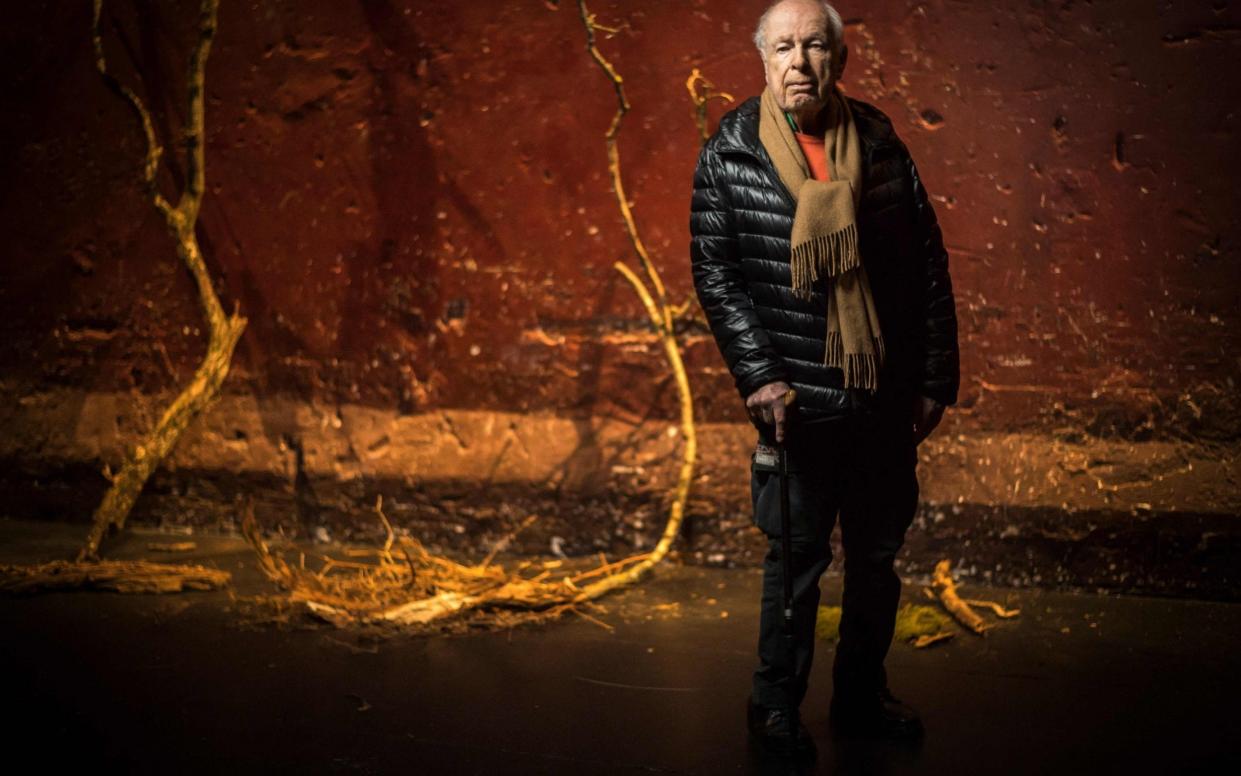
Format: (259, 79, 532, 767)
(778, 441, 794, 639)
(775, 389, 803, 749)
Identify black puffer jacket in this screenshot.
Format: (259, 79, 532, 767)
(689, 95, 960, 423)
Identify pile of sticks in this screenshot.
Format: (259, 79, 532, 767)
(241, 497, 650, 631)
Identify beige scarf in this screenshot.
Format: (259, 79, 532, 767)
(758, 86, 885, 391)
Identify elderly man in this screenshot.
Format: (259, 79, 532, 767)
(689, 0, 960, 757)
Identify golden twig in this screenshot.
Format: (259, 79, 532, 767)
(569, 0, 698, 603)
(569, 551, 651, 584)
(685, 68, 735, 143)
(963, 598, 1022, 618)
(373, 495, 395, 555)
(91, 0, 170, 219)
(930, 559, 989, 635)
(578, 0, 668, 325)
(569, 606, 616, 632)
(80, 0, 246, 562)
(480, 514, 539, 569)
(912, 632, 955, 648)
(146, 541, 196, 552)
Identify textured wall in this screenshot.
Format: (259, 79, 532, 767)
(3, 1, 1240, 593)
(3, 0, 1239, 438)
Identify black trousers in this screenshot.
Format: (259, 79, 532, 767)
(749, 409, 919, 710)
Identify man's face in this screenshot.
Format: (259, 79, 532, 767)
(761, 0, 842, 115)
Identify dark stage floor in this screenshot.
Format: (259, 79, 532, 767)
(2, 517, 1238, 775)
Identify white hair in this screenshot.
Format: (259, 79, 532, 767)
(753, 0, 844, 60)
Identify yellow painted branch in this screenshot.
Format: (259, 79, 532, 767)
(685, 68, 735, 144)
(178, 0, 218, 224)
(614, 262, 663, 331)
(930, 559, 988, 635)
(963, 598, 1021, 618)
(91, 0, 172, 219)
(568, 1, 698, 603)
(80, 0, 244, 562)
(577, 0, 669, 326)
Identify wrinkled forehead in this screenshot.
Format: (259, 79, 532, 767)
(765, 2, 833, 44)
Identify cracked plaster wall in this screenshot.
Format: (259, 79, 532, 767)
(2, 0, 1238, 515)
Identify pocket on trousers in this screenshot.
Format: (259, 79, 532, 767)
(750, 461, 785, 538)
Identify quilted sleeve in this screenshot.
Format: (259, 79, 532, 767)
(689, 144, 789, 399)
(907, 152, 961, 407)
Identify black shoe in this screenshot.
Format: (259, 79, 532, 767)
(829, 686, 924, 740)
(747, 698, 817, 758)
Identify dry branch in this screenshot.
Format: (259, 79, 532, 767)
(930, 559, 987, 633)
(685, 69, 734, 143)
(911, 632, 954, 648)
(146, 541, 197, 552)
(0, 560, 229, 595)
(237, 3, 703, 631)
(570, 0, 697, 601)
(240, 498, 609, 629)
(964, 598, 1022, 618)
(80, 0, 246, 561)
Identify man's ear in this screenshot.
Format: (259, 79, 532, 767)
(838, 43, 849, 79)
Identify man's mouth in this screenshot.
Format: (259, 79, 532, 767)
(787, 82, 815, 91)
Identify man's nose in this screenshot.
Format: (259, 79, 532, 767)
(790, 44, 809, 71)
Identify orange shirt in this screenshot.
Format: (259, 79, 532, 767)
(794, 132, 832, 182)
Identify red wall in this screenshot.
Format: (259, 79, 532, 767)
(3, 0, 1238, 439)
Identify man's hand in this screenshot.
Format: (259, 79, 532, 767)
(912, 394, 945, 446)
(745, 381, 795, 443)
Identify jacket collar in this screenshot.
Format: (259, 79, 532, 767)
(712, 94, 897, 161)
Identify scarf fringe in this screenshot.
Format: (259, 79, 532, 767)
(842, 352, 880, 391)
(789, 222, 859, 298)
(824, 332, 885, 392)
